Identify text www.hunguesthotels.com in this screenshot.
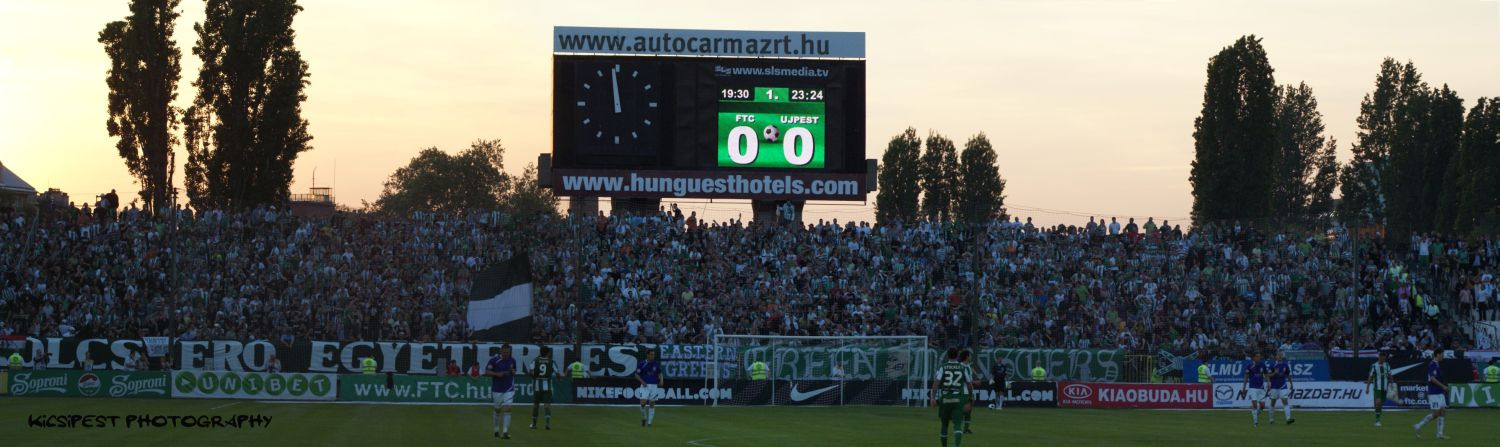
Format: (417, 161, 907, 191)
(560, 173, 860, 198)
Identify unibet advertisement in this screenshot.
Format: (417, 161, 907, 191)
(340, 375, 569, 404)
(1439, 383, 1500, 408)
(171, 371, 335, 401)
(717, 88, 826, 169)
(8, 370, 170, 398)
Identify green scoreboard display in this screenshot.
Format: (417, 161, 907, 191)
(717, 87, 827, 168)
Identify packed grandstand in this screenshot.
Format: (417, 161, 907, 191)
(2, 203, 1493, 357)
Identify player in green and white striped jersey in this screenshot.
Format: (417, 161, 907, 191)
(1364, 351, 1395, 426)
(931, 347, 972, 447)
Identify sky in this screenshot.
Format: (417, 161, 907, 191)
(2, 0, 1499, 226)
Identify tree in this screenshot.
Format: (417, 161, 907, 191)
(99, 0, 182, 212)
(876, 128, 922, 225)
(1338, 59, 1424, 224)
(376, 139, 512, 215)
(1385, 81, 1462, 241)
(508, 163, 560, 218)
(919, 131, 960, 221)
(1306, 138, 1339, 219)
(1411, 85, 1463, 234)
(183, 0, 312, 210)
(1443, 98, 1500, 234)
(956, 132, 1006, 223)
(1270, 82, 1336, 222)
(1190, 35, 1278, 226)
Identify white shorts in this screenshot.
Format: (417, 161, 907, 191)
(639, 384, 661, 401)
(492, 391, 514, 408)
(1248, 388, 1267, 401)
(1268, 387, 1288, 400)
(1428, 393, 1447, 410)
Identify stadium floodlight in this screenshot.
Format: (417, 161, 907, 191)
(711, 334, 931, 407)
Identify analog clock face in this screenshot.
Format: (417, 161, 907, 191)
(575, 62, 661, 155)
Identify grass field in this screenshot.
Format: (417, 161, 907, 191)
(2, 398, 1495, 446)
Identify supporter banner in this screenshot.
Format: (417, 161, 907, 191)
(18, 337, 666, 378)
(7, 370, 170, 398)
(731, 346, 1122, 382)
(17, 337, 1122, 382)
(983, 349, 1123, 382)
(339, 374, 569, 404)
(570, 378, 731, 405)
(1329, 358, 1472, 383)
(1183, 359, 1330, 384)
(143, 337, 171, 357)
(659, 344, 737, 380)
(1331, 349, 1500, 363)
(1210, 381, 1381, 408)
(1057, 381, 1211, 409)
(1446, 383, 1500, 408)
(170, 371, 335, 401)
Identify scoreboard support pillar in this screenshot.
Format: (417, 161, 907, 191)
(567, 197, 598, 217)
(752, 200, 803, 226)
(610, 197, 661, 216)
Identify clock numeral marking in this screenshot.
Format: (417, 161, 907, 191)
(648, 102, 658, 108)
(614, 135, 620, 145)
(632, 70, 638, 78)
(582, 118, 590, 125)
(644, 84, 652, 91)
(632, 132, 638, 139)
(643, 119, 652, 126)
(583, 83, 590, 90)
(596, 70, 603, 77)
(595, 131, 602, 139)
(577, 101, 586, 107)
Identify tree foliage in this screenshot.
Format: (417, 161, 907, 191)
(183, 0, 312, 210)
(956, 132, 1006, 224)
(919, 131, 960, 221)
(1338, 59, 1423, 224)
(876, 128, 922, 225)
(1190, 35, 1278, 225)
(376, 139, 512, 215)
(1270, 82, 1337, 222)
(99, 0, 181, 212)
(1444, 98, 1500, 234)
(508, 163, 560, 219)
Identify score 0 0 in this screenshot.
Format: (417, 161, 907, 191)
(726, 114, 816, 166)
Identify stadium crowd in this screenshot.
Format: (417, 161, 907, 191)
(0, 203, 1493, 355)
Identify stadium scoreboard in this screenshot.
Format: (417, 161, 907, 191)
(550, 27, 868, 200)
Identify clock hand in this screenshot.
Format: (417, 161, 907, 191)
(611, 65, 622, 114)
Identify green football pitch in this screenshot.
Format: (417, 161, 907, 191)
(3, 398, 1495, 446)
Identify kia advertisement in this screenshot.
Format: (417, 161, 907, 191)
(1057, 382, 1211, 409)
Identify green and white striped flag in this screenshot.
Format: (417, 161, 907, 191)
(467, 253, 533, 341)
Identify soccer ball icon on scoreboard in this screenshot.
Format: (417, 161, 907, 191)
(763, 125, 780, 143)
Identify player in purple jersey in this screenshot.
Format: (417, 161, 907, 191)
(1268, 351, 1295, 425)
(1414, 349, 1450, 439)
(634, 349, 663, 427)
(1242, 352, 1269, 427)
(485, 344, 518, 440)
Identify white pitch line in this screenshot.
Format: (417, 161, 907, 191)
(210, 402, 241, 410)
(687, 437, 723, 447)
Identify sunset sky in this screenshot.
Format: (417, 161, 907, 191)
(3, 0, 1499, 225)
